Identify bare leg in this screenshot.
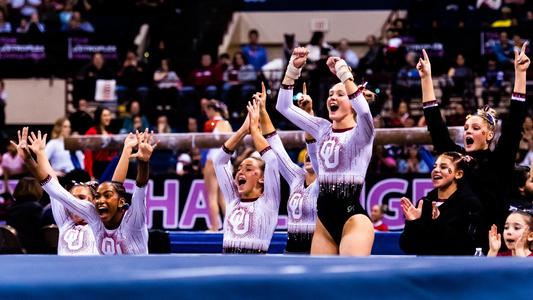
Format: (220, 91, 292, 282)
(204, 159, 221, 231)
(310, 218, 338, 255)
(339, 214, 375, 256)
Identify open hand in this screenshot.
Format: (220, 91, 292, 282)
(10, 127, 32, 161)
(123, 132, 138, 150)
(401, 197, 423, 221)
(416, 49, 432, 79)
(515, 41, 530, 73)
(130, 129, 158, 162)
(28, 130, 48, 155)
(488, 224, 501, 254)
(247, 99, 260, 131)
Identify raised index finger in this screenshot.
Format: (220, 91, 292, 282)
(303, 82, 307, 95)
(422, 49, 429, 61)
(521, 41, 528, 55)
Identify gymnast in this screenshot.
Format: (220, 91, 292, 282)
(399, 152, 483, 255)
(418, 43, 530, 237)
(213, 99, 280, 254)
(276, 47, 375, 255)
(255, 82, 319, 253)
(17, 128, 156, 255)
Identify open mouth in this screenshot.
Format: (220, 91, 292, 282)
(329, 104, 339, 112)
(505, 239, 515, 244)
(432, 174, 443, 180)
(465, 136, 474, 146)
(97, 206, 109, 215)
(237, 177, 247, 187)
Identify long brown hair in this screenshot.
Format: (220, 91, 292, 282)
(51, 117, 69, 139)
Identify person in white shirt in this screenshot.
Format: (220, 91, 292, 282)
(45, 117, 85, 176)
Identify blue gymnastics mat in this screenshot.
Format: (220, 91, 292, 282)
(0, 255, 532, 300)
(168, 231, 404, 255)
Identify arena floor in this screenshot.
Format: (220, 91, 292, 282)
(1, 255, 532, 300)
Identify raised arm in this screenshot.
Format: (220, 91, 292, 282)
(122, 129, 156, 228)
(247, 99, 269, 153)
(418, 49, 462, 153)
(493, 42, 530, 170)
(111, 132, 138, 183)
(212, 117, 249, 203)
(257, 82, 306, 182)
(276, 47, 329, 138)
(306, 140, 319, 175)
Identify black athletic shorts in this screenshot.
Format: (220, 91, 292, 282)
(285, 231, 313, 254)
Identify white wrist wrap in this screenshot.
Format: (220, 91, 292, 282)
(285, 56, 303, 80)
(335, 60, 353, 83)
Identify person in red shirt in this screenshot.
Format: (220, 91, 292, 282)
(84, 107, 117, 180)
(188, 54, 218, 93)
(371, 204, 389, 232)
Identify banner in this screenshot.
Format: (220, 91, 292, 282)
(67, 37, 118, 60)
(0, 174, 433, 231)
(0, 36, 45, 60)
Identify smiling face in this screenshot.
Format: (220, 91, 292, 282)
(463, 116, 494, 152)
(100, 109, 112, 127)
(503, 213, 533, 251)
(431, 156, 463, 189)
(93, 182, 126, 227)
(60, 119, 72, 138)
(327, 83, 355, 124)
(234, 157, 264, 199)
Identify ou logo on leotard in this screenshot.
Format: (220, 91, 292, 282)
(288, 193, 304, 220)
(64, 228, 84, 251)
(101, 237, 123, 255)
(320, 140, 340, 169)
(228, 207, 250, 235)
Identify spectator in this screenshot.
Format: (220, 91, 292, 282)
(398, 146, 431, 174)
(481, 57, 505, 107)
(213, 53, 231, 84)
(2, 143, 26, 180)
(393, 51, 420, 109)
(241, 29, 268, 71)
(508, 166, 533, 209)
(359, 35, 385, 75)
(120, 100, 149, 134)
(153, 114, 173, 133)
(187, 53, 218, 97)
(388, 101, 411, 127)
(61, 11, 94, 32)
(222, 51, 257, 115)
(9, 0, 41, 18)
(69, 99, 93, 135)
(84, 107, 116, 180)
(488, 210, 533, 257)
(45, 117, 85, 176)
(6, 177, 43, 253)
(439, 54, 474, 107)
(331, 38, 359, 69)
(27, 12, 45, 33)
(76, 53, 114, 101)
(306, 31, 333, 63)
(116, 50, 148, 101)
(492, 31, 515, 69)
(0, 8, 12, 32)
(447, 103, 467, 126)
(491, 6, 517, 27)
(153, 58, 182, 90)
(371, 204, 389, 231)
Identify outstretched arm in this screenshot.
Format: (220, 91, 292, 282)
(418, 49, 462, 153)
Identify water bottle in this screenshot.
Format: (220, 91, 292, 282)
(474, 248, 485, 257)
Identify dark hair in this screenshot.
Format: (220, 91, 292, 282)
(219, 53, 230, 60)
(309, 31, 324, 46)
(249, 29, 259, 37)
(207, 99, 229, 120)
(438, 151, 475, 177)
(109, 181, 130, 206)
(508, 210, 533, 250)
(13, 177, 43, 203)
(513, 166, 530, 189)
(232, 51, 247, 66)
(93, 106, 111, 134)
